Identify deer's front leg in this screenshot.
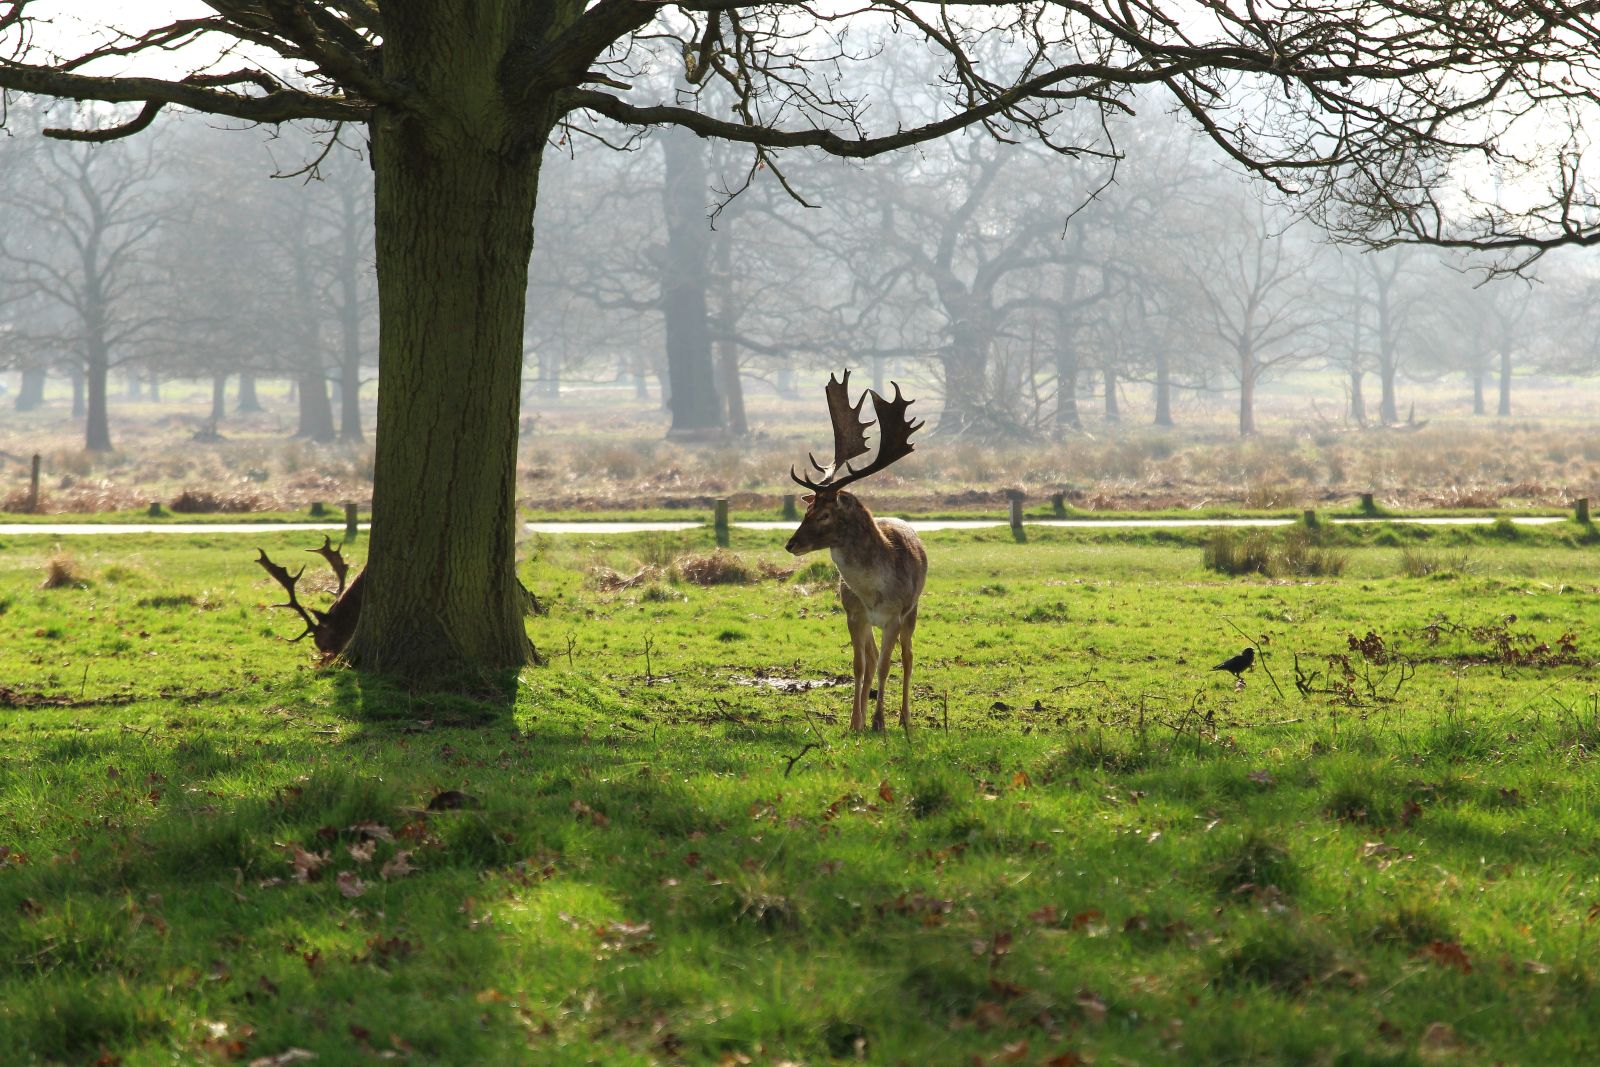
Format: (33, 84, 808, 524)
(854, 627, 877, 731)
(897, 608, 918, 729)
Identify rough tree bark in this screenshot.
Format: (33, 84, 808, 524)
(210, 373, 227, 424)
(341, 9, 553, 676)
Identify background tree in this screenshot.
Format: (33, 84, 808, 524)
(1183, 197, 1328, 436)
(0, 126, 169, 451)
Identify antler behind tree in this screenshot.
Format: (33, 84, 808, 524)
(791, 371, 924, 494)
(309, 535, 350, 595)
(257, 543, 366, 657)
(256, 549, 322, 644)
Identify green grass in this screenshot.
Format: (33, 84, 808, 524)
(3, 527, 1600, 1064)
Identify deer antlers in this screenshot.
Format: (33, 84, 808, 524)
(256, 538, 365, 657)
(791, 369, 924, 494)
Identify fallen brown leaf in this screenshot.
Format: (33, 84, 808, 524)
(379, 850, 416, 880)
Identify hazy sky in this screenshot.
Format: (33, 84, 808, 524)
(23, 3, 232, 75)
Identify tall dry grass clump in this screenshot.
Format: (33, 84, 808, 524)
(1204, 528, 1346, 578)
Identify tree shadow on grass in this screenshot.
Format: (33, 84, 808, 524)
(325, 662, 522, 728)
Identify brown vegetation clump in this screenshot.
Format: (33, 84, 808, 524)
(1204, 528, 1346, 578)
(674, 550, 758, 586)
(588, 564, 664, 591)
(169, 488, 271, 513)
(40, 549, 84, 589)
(1, 488, 41, 513)
(756, 559, 799, 581)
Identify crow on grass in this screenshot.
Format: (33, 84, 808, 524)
(1212, 647, 1255, 689)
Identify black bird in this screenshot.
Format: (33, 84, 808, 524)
(1211, 647, 1256, 678)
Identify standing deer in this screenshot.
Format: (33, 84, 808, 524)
(786, 370, 927, 732)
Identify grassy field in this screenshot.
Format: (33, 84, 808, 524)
(2, 522, 1599, 1064)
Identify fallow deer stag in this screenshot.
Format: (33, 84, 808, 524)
(256, 537, 365, 658)
(786, 370, 927, 732)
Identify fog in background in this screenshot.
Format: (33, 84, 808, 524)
(3, 92, 1599, 509)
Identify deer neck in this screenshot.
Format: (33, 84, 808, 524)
(827, 500, 892, 572)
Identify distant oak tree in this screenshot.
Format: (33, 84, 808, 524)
(2, 1, 1596, 683)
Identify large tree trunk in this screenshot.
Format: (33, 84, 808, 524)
(538, 349, 559, 399)
(1375, 286, 1398, 424)
(84, 259, 113, 450)
(1101, 365, 1119, 422)
(1153, 350, 1173, 427)
(1497, 345, 1512, 417)
(712, 225, 747, 437)
(1054, 271, 1081, 434)
(1472, 367, 1485, 415)
(941, 315, 989, 432)
(337, 183, 366, 443)
(210, 373, 227, 424)
(660, 131, 722, 436)
(1349, 368, 1367, 426)
(342, 26, 550, 680)
(85, 342, 112, 451)
(1054, 346, 1080, 432)
(296, 371, 336, 442)
(147, 371, 161, 403)
(1237, 345, 1257, 437)
(237, 371, 262, 413)
(68, 366, 84, 418)
(14, 368, 45, 411)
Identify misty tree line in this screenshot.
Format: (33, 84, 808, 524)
(3, 102, 1598, 453)
(529, 99, 1600, 439)
(0, 109, 374, 452)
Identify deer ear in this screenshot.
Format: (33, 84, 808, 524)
(802, 494, 815, 504)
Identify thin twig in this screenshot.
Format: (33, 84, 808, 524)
(783, 743, 818, 777)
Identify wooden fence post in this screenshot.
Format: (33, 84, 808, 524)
(714, 498, 730, 547)
(1359, 492, 1376, 515)
(1050, 491, 1067, 517)
(1006, 489, 1026, 542)
(782, 494, 798, 521)
(1577, 498, 1591, 525)
(27, 453, 41, 514)
(344, 501, 359, 541)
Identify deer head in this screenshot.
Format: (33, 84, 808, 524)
(786, 369, 922, 555)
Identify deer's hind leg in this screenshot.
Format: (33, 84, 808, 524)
(897, 607, 918, 729)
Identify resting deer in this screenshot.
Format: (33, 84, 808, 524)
(786, 370, 927, 732)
